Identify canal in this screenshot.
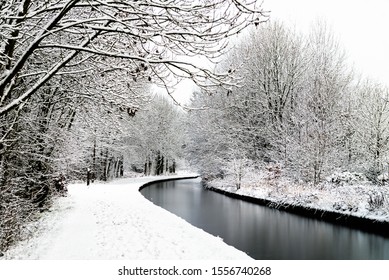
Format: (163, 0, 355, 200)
(140, 178, 389, 259)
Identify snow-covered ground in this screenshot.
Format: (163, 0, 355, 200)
(3, 174, 250, 260)
(208, 169, 389, 223)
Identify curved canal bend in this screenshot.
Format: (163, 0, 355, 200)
(140, 178, 389, 259)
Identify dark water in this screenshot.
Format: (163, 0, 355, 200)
(140, 178, 389, 259)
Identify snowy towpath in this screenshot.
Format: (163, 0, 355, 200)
(4, 175, 250, 260)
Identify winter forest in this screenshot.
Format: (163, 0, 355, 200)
(1, 0, 388, 254)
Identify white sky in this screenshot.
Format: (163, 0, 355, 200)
(262, 0, 389, 85)
(171, 0, 389, 104)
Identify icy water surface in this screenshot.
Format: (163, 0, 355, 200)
(141, 178, 389, 259)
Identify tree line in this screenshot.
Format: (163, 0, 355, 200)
(186, 21, 389, 189)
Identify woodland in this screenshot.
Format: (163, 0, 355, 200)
(0, 0, 265, 252)
(1, 0, 388, 253)
(188, 22, 389, 188)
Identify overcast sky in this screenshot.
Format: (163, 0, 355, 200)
(263, 0, 389, 85)
(172, 0, 388, 104)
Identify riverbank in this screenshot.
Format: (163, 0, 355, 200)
(205, 170, 389, 236)
(2, 173, 251, 260)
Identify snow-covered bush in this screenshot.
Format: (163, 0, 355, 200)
(326, 172, 368, 185)
(377, 173, 389, 185)
(332, 201, 358, 212)
(0, 183, 39, 252)
(367, 190, 386, 211)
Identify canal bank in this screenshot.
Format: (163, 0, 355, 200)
(207, 185, 389, 237)
(138, 175, 199, 191)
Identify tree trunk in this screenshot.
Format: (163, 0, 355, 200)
(87, 168, 91, 186)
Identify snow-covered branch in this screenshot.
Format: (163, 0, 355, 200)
(0, 0, 267, 116)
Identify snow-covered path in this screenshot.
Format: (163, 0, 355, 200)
(4, 175, 250, 260)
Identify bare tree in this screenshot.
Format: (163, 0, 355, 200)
(186, 22, 307, 179)
(239, 23, 307, 165)
(350, 80, 389, 181)
(295, 22, 352, 185)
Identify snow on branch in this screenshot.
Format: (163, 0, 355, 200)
(0, 0, 268, 116)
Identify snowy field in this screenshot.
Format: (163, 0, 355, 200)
(3, 174, 250, 260)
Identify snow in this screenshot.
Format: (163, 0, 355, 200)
(3, 174, 251, 260)
(208, 169, 389, 223)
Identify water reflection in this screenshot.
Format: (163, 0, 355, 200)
(140, 178, 389, 259)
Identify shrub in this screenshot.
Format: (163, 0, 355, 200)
(367, 190, 386, 211)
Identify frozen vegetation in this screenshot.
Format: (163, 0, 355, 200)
(207, 166, 389, 223)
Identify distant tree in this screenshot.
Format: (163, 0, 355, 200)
(295, 22, 352, 184)
(186, 22, 307, 182)
(130, 97, 186, 176)
(186, 90, 235, 179)
(238, 23, 307, 165)
(351, 81, 389, 181)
